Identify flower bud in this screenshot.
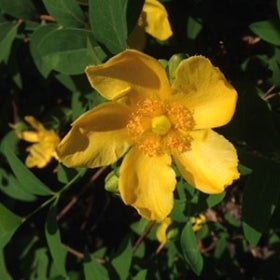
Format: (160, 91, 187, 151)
(168, 53, 188, 83)
(104, 169, 120, 193)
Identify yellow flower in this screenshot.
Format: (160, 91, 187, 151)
(57, 49, 239, 222)
(128, 0, 173, 49)
(191, 214, 207, 232)
(15, 116, 60, 168)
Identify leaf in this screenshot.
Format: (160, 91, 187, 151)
(180, 220, 204, 276)
(30, 248, 49, 280)
(83, 255, 109, 280)
(0, 22, 19, 63)
(0, 0, 37, 20)
(0, 169, 37, 202)
(45, 199, 68, 278)
(0, 203, 23, 249)
(0, 249, 13, 280)
(240, 151, 280, 246)
(187, 16, 202, 40)
(89, 0, 128, 54)
(111, 237, 133, 280)
(30, 25, 106, 76)
(0, 132, 53, 196)
(249, 19, 280, 46)
(133, 270, 148, 280)
(277, 0, 280, 19)
(42, 0, 85, 28)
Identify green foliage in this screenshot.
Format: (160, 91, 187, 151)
(1, 0, 280, 279)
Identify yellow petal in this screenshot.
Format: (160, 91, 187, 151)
(57, 102, 132, 168)
(172, 56, 238, 129)
(24, 116, 45, 131)
(85, 49, 171, 102)
(156, 217, 172, 244)
(25, 142, 54, 168)
(141, 0, 173, 41)
(173, 129, 239, 194)
(18, 131, 40, 143)
(119, 147, 176, 221)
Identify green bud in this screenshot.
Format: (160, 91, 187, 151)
(168, 53, 188, 83)
(104, 170, 120, 193)
(167, 228, 179, 241)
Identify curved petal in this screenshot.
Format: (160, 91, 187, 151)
(57, 102, 132, 168)
(171, 56, 238, 129)
(85, 49, 171, 102)
(173, 129, 239, 194)
(141, 0, 173, 41)
(119, 147, 176, 221)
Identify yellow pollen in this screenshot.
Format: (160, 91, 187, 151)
(151, 115, 172, 135)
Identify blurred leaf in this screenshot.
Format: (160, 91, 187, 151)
(30, 25, 106, 76)
(180, 220, 203, 275)
(0, 249, 12, 280)
(83, 255, 109, 280)
(249, 19, 280, 46)
(133, 269, 147, 280)
(30, 248, 49, 280)
(42, 0, 85, 28)
(0, 132, 53, 196)
(277, 0, 280, 19)
(0, 203, 23, 249)
(0, 169, 37, 201)
(241, 151, 280, 246)
(111, 237, 133, 280)
(57, 163, 86, 184)
(0, 0, 37, 20)
(187, 16, 202, 40)
(0, 22, 19, 63)
(89, 0, 128, 54)
(45, 198, 68, 278)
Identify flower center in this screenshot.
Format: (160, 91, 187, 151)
(127, 98, 195, 156)
(151, 115, 171, 135)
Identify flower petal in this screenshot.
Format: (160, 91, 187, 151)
(85, 49, 171, 102)
(57, 102, 132, 168)
(24, 116, 45, 131)
(172, 56, 238, 129)
(173, 129, 239, 194)
(140, 0, 173, 41)
(119, 147, 176, 221)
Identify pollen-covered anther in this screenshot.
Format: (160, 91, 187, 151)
(167, 104, 195, 131)
(167, 132, 193, 153)
(138, 136, 163, 157)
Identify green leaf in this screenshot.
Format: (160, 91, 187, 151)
(89, 0, 128, 54)
(249, 19, 280, 46)
(241, 151, 280, 246)
(133, 269, 148, 280)
(187, 16, 202, 40)
(111, 237, 133, 280)
(83, 256, 109, 280)
(30, 248, 49, 280)
(45, 199, 68, 278)
(0, 132, 53, 196)
(277, 0, 280, 19)
(180, 220, 203, 276)
(30, 25, 106, 76)
(0, 203, 23, 249)
(0, 22, 19, 63)
(0, 169, 37, 201)
(0, 0, 37, 20)
(0, 249, 13, 280)
(42, 0, 85, 28)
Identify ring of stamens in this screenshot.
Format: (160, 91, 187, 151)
(127, 98, 195, 156)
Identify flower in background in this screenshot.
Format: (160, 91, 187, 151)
(128, 0, 173, 50)
(191, 214, 207, 232)
(57, 49, 239, 222)
(14, 116, 60, 168)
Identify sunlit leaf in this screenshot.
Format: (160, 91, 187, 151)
(83, 255, 109, 280)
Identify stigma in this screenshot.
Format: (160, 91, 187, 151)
(127, 98, 195, 156)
